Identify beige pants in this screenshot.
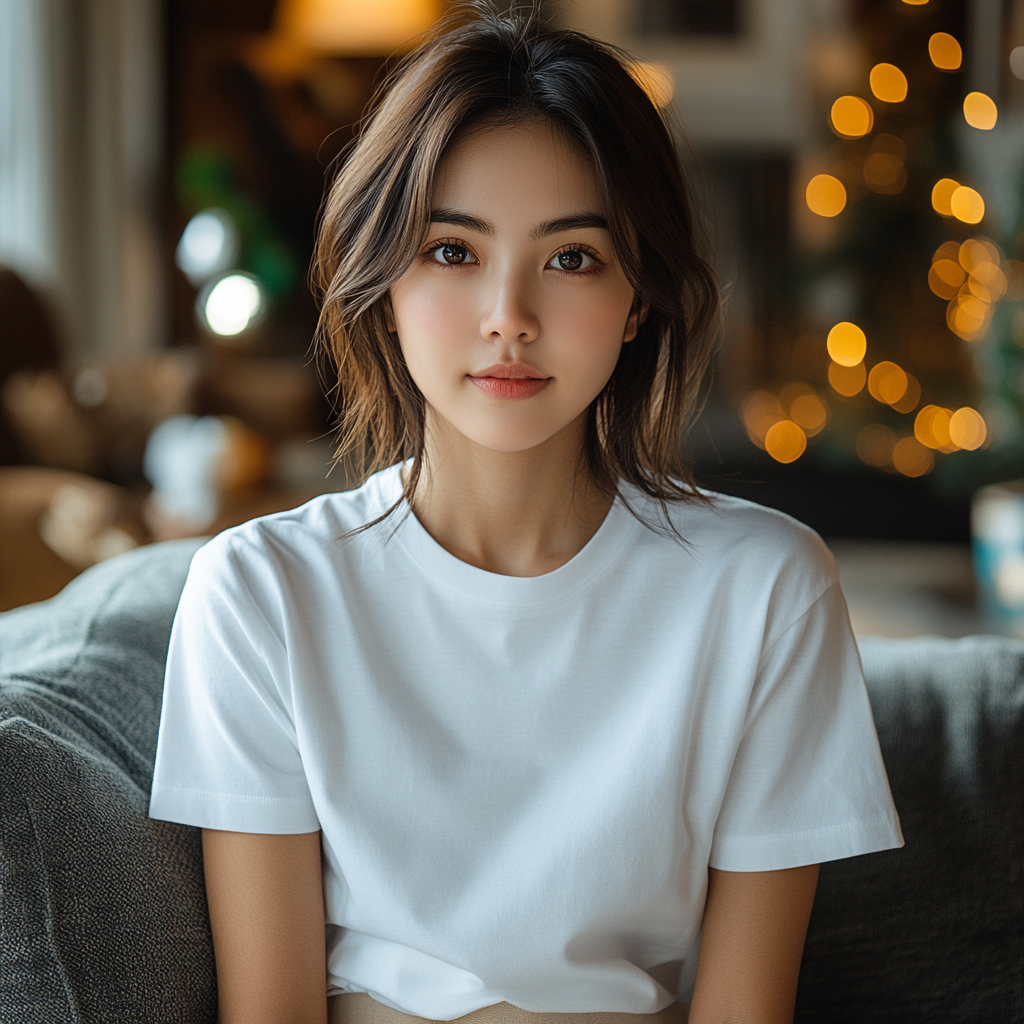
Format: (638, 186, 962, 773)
(328, 992, 689, 1024)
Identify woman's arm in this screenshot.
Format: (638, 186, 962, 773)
(202, 828, 329, 1024)
(687, 864, 819, 1024)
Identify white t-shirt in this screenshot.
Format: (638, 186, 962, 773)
(149, 465, 902, 1017)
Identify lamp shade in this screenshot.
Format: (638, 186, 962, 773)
(277, 0, 442, 54)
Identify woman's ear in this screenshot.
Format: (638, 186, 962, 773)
(623, 298, 649, 343)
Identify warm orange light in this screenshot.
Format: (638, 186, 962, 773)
(959, 238, 1000, 272)
(892, 436, 934, 477)
(790, 394, 828, 435)
(915, 405, 954, 449)
(931, 178, 961, 216)
(901, 0, 929, 5)
(891, 373, 921, 414)
(869, 63, 908, 102)
(867, 361, 909, 405)
(928, 32, 962, 70)
(629, 62, 674, 109)
(932, 240, 961, 264)
(805, 174, 847, 217)
(963, 92, 998, 130)
(929, 259, 966, 299)
(765, 420, 808, 463)
(830, 96, 874, 138)
(828, 361, 867, 396)
(864, 152, 905, 194)
(950, 186, 985, 224)
(277, 0, 442, 53)
(856, 424, 896, 467)
(947, 294, 990, 340)
(742, 391, 784, 449)
(948, 407, 987, 450)
(827, 322, 867, 366)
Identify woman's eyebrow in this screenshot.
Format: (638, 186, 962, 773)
(429, 209, 494, 235)
(427, 210, 609, 238)
(532, 213, 608, 238)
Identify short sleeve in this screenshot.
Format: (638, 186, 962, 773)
(148, 536, 319, 833)
(709, 582, 903, 871)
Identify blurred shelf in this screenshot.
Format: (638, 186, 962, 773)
(828, 539, 1022, 640)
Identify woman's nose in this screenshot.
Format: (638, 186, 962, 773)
(479, 272, 540, 344)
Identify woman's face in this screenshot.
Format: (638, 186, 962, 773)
(389, 122, 639, 455)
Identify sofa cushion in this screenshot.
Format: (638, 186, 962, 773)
(0, 538, 216, 1024)
(796, 633, 1024, 1023)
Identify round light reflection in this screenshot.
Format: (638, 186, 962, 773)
(199, 273, 266, 337)
(176, 209, 239, 285)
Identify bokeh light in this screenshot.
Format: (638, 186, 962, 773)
(198, 272, 266, 337)
(742, 391, 784, 449)
(629, 62, 674, 109)
(914, 405, 955, 450)
(869, 63, 908, 102)
(175, 208, 239, 285)
(805, 174, 847, 217)
(765, 420, 807, 463)
(827, 322, 867, 366)
(892, 436, 934, 477)
(856, 424, 896, 467)
(930, 178, 960, 216)
(1012, 46, 1024, 81)
(929, 258, 965, 299)
(828, 361, 867, 396)
(928, 32, 962, 70)
(950, 186, 985, 224)
(948, 407, 987, 450)
(789, 394, 828, 435)
(946, 294, 990, 340)
(891, 373, 921, 414)
(901, 0, 928, 5)
(830, 96, 873, 138)
(867, 361, 909, 405)
(963, 92, 998, 130)
(863, 151, 906, 194)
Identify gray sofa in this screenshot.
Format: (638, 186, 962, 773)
(1, 542, 1022, 1023)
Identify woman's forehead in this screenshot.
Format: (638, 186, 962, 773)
(430, 122, 603, 220)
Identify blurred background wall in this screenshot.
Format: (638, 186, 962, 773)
(1, 0, 1023, 631)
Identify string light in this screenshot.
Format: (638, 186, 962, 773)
(827, 322, 867, 366)
(765, 420, 807, 463)
(830, 96, 874, 137)
(869, 63, 908, 102)
(950, 186, 985, 224)
(963, 92, 998, 130)
(828, 361, 866, 396)
(930, 178, 960, 216)
(805, 175, 847, 217)
(892, 436, 934, 476)
(928, 32, 962, 70)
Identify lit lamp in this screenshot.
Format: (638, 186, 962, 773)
(276, 0, 443, 54)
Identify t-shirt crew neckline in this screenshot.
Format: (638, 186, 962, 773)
(372, 464, 644, 609)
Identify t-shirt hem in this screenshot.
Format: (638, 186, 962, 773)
(709, 813, 904, 872)
(148, 788, 320, 833)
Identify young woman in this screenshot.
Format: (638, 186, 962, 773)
(150, 10, 902, 1024)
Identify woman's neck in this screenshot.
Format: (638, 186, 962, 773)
(408, 413, 615, 578)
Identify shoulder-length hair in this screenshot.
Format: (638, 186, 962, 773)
(312, 5, 719, 522)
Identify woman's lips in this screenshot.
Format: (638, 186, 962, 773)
(469, 376, 550, 399)
(469, 364, 550, 400)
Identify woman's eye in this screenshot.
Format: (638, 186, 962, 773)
(548, 248, 598, 272)
(429, 244, 477, 266)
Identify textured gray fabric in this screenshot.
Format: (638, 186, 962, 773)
(0, 539, 216, 1024)
(796, 634, 1024, 1024)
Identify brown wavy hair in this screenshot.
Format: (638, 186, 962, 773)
(312, 4, 719, 525)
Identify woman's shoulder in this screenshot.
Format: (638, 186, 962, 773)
(189, 465, 404, 583)
(627, 487, 841, 616)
